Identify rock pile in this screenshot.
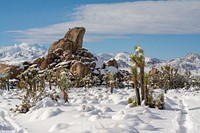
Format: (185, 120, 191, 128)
(9, 27, 128, 88)
(32, 27, 97, 78)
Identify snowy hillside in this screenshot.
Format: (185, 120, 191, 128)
(0, 87, 200, 133)
(96, 52, 200, 76)
(168, 53, 200, 76)
(96, 52, 166, 69)
(0, 43, 47, 65)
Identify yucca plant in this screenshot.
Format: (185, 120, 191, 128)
(127, 97, 138, 107)
(72, 71, 80, 88)
(0, 77, 6, 90)
(3, 69, 11, 91)
(102, 74, 109, 88)
(83, 73, 93, 88)
(155, 93, 164, 109)
(130, 45, 146, 104)
(184, 69, 192, 89)
(147, 89, 154, 108)
(59, 70, 71, 103)
(45, 69, 54, 90)
(107, 72, 115, 93)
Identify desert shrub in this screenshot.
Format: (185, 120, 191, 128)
(127, 97, 138, 107)
(147, 89, 164, 110)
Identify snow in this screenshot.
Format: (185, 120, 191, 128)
(0, 43, 199, 76)
(96, 52, 200, 76)
(100, 66, 119, 75)
(0, 87, 200, 133)
(48, 123, 71, 132)
(29, 108, 63, 121)
(0, 43, 47, 65)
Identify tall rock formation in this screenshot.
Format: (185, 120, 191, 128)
(48, 27, 85, 53)
(33, 27, 97, 78)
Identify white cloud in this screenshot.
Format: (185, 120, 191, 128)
(10, 0, 200, 44)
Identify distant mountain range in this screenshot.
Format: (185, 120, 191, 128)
(96, 52, 200, 76)
(0, 43, 199, 76)
(0, 43, 47, 65)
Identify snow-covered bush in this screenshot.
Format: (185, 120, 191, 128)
(59, 69, 71, 103)
(148, 89, 164, 109)
(127, 97, 138, 107)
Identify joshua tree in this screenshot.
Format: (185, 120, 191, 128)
(131, 66, 141, 105)
(184, 69, 192, 88)
(72, 71, 80, 87)
(144, 73, 149, 104)
(161, 65, 173, 89)
(0, 77, 6, 90)
(83, 73, 93, 88)
(59, 70, 70, 103)
(160, 65, 184, 90)
(37, 71, 46, 92)
(107, 72, 115, 93)
(45, 69, 54, 90)
(92, 76, 101, 87)
(102, 74, 109, 88)
(17, 66, 39, 95)
(3, 70, 11, 91)
(130, 45, 146, 103)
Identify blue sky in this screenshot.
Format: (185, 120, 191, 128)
(0, 0, 200, 60)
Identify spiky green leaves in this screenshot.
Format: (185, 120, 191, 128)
(60, 70, 70, 91)
(131, 66, 137, 82)
(130, 45, 145, 67)
(107, 72, 114, 81)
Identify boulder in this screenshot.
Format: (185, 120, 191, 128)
(40, 60, 49, 70)
(0, 64, 23, 79)
(48, 27, 85, 54)
(33, 57, 45, 67)
(46, 52, 59, 60)
(23, 61, 32, 70)
(70, 61, 91, 78)
(63, 50, 74, 61)
(106, 58, 118, 68)
(53, 48, 63, 56)
(64, 27, 85, 49)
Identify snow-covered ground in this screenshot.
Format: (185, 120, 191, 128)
(0, 87, 199, 133)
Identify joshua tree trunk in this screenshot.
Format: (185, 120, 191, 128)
(6, 80, 9, 91)
(49, 80, 52, 90)
(62, 90, 68, 103)
(33, 83, 37, 92)
(140, 67, 145, 101)
(28, 82, 32, 93)
(144, 83, 148, 105)
(134, 81, 141, 105)
(110, 81, 114, 93)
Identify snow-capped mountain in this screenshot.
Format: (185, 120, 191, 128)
(96, 52, 166, 69)
(0, 43, 47, 65)
(96, 52, 200, 76)
(168, 53, 200, 75)
(0, 43, 199, 76)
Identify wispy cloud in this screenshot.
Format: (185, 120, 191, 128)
(9, 0, 200, 44)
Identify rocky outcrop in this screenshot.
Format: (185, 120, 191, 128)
(32, 27, 98, 79)
(30, 27, 128, 86)
(48, 27, 85, 54)
(0, 63, 23, 79)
